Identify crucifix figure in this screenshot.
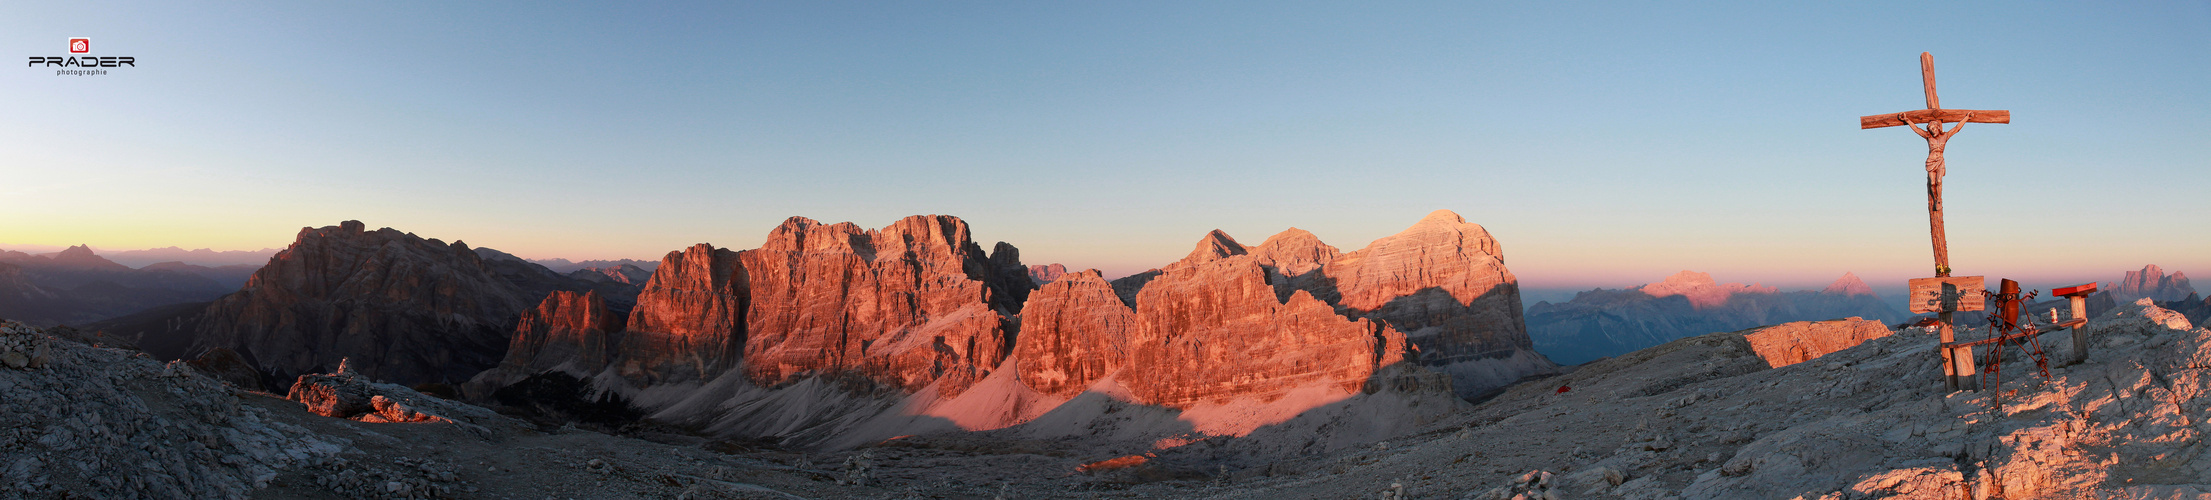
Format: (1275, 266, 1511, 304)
(1861, 52, 2011, 277)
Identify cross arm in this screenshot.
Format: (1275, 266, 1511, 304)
(1861, 109, 2011, 129)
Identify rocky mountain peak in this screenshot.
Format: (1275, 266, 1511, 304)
(187, 221, 549, 386)
(2120, 264, 2197, 302)
(1175, 230, 1248, 269)
(1419, 209, 1465, 224)
(1364, 209, 1502, 262)
(615, 243, 746, 385)
(1249, 228, 1340, 276)
(48, 244, 128, 271)
(1821, 272, 1875, 297)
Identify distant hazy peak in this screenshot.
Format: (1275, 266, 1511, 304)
(45, 244, 129, 271)
(1822, 272, 1876, 297)
(2120, 264, 2196, 302)
(1641, 270, 1776, 309)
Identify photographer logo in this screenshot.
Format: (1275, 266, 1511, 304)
(29, 37, 133, 76)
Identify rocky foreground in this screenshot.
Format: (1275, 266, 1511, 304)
(7, 296, 2210, 498)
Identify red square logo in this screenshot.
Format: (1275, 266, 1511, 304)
(69, 38, 89, 53)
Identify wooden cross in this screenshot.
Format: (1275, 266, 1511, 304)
(1860, 52, 2011, 278)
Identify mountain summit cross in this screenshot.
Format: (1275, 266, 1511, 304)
(1861, 52, 2010, 278)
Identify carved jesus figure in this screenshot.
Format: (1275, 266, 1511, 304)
(1904, 113, 1970, 212)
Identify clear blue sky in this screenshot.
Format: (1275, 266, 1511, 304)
(4, 1, 2206, 290)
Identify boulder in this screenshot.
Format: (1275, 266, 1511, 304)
(0, 319, 52, 369)
(1739, 317, 1893, 368)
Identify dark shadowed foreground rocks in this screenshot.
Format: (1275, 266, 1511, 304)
(0, 319, 870, 499)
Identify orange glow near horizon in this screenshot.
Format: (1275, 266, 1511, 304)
(5, 214, 2200, 294)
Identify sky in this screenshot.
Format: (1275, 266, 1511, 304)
(4, 1, 2206, 292)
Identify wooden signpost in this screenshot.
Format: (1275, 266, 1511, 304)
(1862, 53, 2011, 391)
(2053, 283, 2098, 365)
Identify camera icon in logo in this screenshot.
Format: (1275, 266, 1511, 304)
(69, 38, 90, 54)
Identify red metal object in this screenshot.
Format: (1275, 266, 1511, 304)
(2053, 282, 2097, 298)
(1965, 279, 2053, 394)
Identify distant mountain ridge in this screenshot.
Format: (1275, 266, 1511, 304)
(1526, 271, 1907, 365)
(81, 221, 651, 389)
(103, 246, 280, 268)
(0, 246, 235, 326)
(530, 258, 661, 274)
(453, 210, 1534, 452)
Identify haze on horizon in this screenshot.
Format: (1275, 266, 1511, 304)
(4, 2, 2206, 291)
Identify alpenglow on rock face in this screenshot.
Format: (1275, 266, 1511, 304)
(740, 215, 1029, 398)
(439, 211, 1532, 448)
(1099, 210, 1552, 399)
(1320, 210, 1546, 396)
(1010, 270, 1135, 397)
(1116, 235, 1406, 406)
(463, 290, 626, 398)
(616, 243, 747, 385)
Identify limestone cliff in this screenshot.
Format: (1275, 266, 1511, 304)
(616, 244, 746, 385)
(739, 215, 1030, 398)
(187, 221, 537, 386)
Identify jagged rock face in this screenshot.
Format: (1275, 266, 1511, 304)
(189, 221, 532, 386)
(1010, 270, 1135, 397)
(1321, 210, 1542, 394)
(1248, 228, 1344, 305)
(1087, 212, 1547, 399)
(617, 244, 746, 384)
(1119, 234, 1404, 407)
(499, 290, 623, 381)
(740, 216, 1028, 398)
(1739, 317, 1892, 368)
(2118, 264, 2196, 302)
